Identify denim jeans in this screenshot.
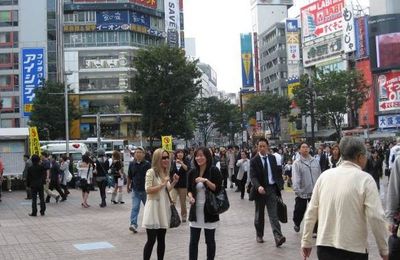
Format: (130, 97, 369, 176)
(130, 190, 146, 227)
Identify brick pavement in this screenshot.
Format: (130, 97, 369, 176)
(0, 184, 383, 260)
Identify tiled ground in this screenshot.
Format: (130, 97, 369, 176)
(0, 182, 384, 260)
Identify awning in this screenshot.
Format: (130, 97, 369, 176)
(0, 128, 29, 140)
(313, 129, 337, 138)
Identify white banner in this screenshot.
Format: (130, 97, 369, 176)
(342, 3, 356, 53)
(164, 0, 180, 47)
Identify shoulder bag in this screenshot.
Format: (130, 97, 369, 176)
(205, 186, 230, 215)
(166, 187, 181, 228)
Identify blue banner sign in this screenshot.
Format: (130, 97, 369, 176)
(21, 48, 45, 117)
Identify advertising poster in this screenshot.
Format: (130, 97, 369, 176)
(354, 16, 369, 59)
(378, 115, 400, 129)
(29, 127, 42, 156)
(162, 135, 173, 151)
(377, 71, 400, 112)
(303, 33, 343, 67)
(164, 0, 180, 47)
(301, 0, 344, 43)
(286, 19, 300, 63)
(240, 33, 254, 90)
(131, 0, 157, 9)
(356, 59, 375, 127)
(253, 32, 260, 92)
(21, 48, 45, 117)
(96, 11, 130, 31)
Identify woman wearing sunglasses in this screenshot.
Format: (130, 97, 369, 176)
(142, 148, 179, 260)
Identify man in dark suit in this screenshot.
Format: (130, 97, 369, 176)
(250, 138, 286, 247)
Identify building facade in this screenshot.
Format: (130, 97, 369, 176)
(259, 22, 288, 94)
(63, 0, 183, 140)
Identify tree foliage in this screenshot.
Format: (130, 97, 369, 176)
(192, 96, 242, 146)
(293, 69, 369, 140)
(124, 45, 201, 146)
(30, 81, 80, 140)
(244, 92, 290, 138)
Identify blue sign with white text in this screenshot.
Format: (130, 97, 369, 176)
(96, 11, 129, 25)
(131, 11, 150, 27)
(21, 48, 45, 117)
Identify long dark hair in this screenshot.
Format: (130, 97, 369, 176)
(193, 147, 213, 171)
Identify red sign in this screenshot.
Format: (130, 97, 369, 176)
(356, 59, 376, 127)
(131, 0, 157, 9)
(301, 0, 344, 42)
(378, 71, 400, 112)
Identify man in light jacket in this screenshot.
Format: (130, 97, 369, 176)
(292, 142, 321, 233)
(301, 136, 388, 260)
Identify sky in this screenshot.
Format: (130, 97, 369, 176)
(184, 0, 369, 93)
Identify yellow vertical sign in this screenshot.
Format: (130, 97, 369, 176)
(161, 135, 173, 151)
(29, 127, 42, 156)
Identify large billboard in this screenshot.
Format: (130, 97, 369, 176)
(21, 48, 45, 117)
(164, 0, 180, 47)
(73, 0, 157, 9)
(286, 19, 300, 63)
(377, 71, 400, 112)
(301, 0, 344, 44)
(253, 32, 261, 92)
(303, 31, 343, 67)
(369, 14, 400, 71)
(240, 33, 254, 91)
(354, 16, 370, 60)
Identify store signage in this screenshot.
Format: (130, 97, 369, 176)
(342, 3, 356, 53)
(378, 71, 400, 112)
(303, 33, 343, 67)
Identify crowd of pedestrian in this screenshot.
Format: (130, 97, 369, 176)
(3, 136, 400, 259)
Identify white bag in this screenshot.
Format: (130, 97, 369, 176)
(66, 171, 73, 183)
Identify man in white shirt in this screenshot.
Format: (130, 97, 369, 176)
(301, 136, 388, 260)
(388, 137, 400, 171)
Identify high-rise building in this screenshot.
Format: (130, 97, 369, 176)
(370, 0, 400, 16)
(0, 0, 60, 128)
(63, 0, 184, 140)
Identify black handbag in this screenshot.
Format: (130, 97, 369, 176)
(205, 187, 230, 215)
(276, 195, 288, 223)
(166, 187, 181, 228)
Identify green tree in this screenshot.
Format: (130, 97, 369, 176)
(244, 92, 290, 138)
(293, 69, 369, 142)
(124, 45, 201, 147)
(192, 96, 242, 146)
(314, 69, 369, 139)
(29, 81, 80, 140)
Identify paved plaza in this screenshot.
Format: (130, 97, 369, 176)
(0, 184, 383, 260)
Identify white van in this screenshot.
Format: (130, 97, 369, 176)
(40, 142, 89, 161)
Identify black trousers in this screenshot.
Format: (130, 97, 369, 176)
(221, 168, 228, 188)
(31, 186, 45, 215)
(293, 197, 310, 227)
(239, 173, 247, 199)
(143, 228, 166, 260)
(389, 234, 400, 260)
(189, 227, 216, 260)
(46, 181, 65, 201)
(317, 246, 368, 260)
(97, 179, 107, 202)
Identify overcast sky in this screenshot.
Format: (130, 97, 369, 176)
(184, 0, 369, 93)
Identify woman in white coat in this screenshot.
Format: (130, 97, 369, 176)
(236, 151, 250, 199)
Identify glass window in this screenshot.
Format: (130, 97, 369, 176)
(48, 30, 56, 41)
(77, 12, 85, 22)
(108, 31, 117, 43)
(87, 11, 95, 22)
(0, 0, 18, 5)
(47, 11, 56, 19)
(48, 19, 56, 30)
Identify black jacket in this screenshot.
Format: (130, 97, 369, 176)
(170, 159, 189, 188)
(249, 154, 284, 200)
(27, 164, 46, 188)
(128, 160, 151, 192)
(187, 166, 223, 223)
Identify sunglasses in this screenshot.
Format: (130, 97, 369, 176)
(161, 156, 169, 160)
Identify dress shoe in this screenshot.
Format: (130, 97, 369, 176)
(40, 212, 45, 216)
(275, 236, 286, 247)
(60, 197, 67, 202)
(29, 213, 37, 217)
(294, 225, 300, 233)
(256, 236, 264, 243)
(55, 195, 60, 203)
